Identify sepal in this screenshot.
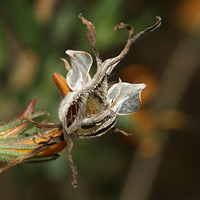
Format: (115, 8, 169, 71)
(66, 50, 92, 90)
(108, 82, 146, 115)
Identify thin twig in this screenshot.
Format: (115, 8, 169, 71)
(79, 13, 102, 68)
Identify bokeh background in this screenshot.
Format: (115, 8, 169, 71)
(0, 0, 200, 199)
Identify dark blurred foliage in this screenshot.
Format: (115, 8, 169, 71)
(0, 0, 200, 199)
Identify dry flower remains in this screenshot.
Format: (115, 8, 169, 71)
(0, 14, 161, 187)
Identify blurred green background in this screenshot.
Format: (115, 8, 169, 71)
(0, 0, 200, 199)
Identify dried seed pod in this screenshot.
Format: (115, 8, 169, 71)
(0, 14, 161, 188)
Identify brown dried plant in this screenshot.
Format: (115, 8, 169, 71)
(0, 14, 161, 187)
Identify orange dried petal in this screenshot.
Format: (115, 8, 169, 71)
(37, 142, 66, 156)
(19, 129, 66, 156)
(52, 73, 71, 98)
